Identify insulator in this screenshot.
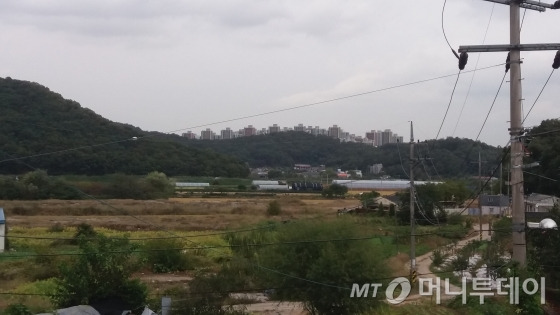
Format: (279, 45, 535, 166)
(553, 50, 560, 69)
(458, 52, 468, 70)
(505, 52, 511, 73)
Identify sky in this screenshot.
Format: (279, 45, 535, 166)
(1, 0, 559, 147)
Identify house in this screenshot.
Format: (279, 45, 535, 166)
(0, 208, 5, 253)
(477, 195, 510, 216)
(525, 193, 560, 213)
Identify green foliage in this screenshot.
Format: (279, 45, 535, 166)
(257, 219, 388, 315)
(143, 238, 191, 273)
(101, 172, 174, 199)
(183, 130, 502, 179)
(388, 204, 396, 217)
(359, 191, 380, 209)
(322, 183, 348, 198)
(447, 213, 463, 225)
(2, 304, 33, 315)
(0, 171, 81, 200)
(397, 182, 463, 225)
(528, 206, 560, 289)
(51, 232, 147, 309)
(431, 249, 445, 267)
(266, 200, 281, 216)
(525, 119, 560, 194)
(448, 295, 516, 315)
(267, 169, 282, 179)
(0, 77, 249, 177)
(162, 279, 249, 315)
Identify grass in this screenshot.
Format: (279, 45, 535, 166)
(0, 195, 480, 313)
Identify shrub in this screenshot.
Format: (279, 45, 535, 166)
(447, 213, 463, 225)
(258, 219, 388, 315)
(143, 239, 191, 273)
(47, 222, 65, 233)
(3, 303, 32, 315)
(431, 249, 444, 267)
(52, 233, 146, 309)
(266, 200, 281, 216)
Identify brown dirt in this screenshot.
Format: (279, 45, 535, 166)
(2, 197, 360, 231)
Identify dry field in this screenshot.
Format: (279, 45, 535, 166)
(2, 196, 360, 231)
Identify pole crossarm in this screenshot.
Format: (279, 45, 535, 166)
(459, 43, 560, 53)
(482, 0, 560, 11)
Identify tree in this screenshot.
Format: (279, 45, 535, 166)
(143, 171, 174, 199)
(322, 183, 348, 198)
(52, 232, 147, 310)
(257, 219, 388, 315)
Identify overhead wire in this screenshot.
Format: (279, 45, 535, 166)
(452, 4, 496, 136)
(475, 71, 508, 142)
(0, 63, 507, 165)
(522, 69, 556, 125)
(435, 71, 461, 141)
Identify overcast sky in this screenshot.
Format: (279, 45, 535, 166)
(1, 0, 559, 147)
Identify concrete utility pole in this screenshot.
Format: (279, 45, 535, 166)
(409, 122, 417, 278)
(459, 0, 560, 267)
(478, 151, 483, 241)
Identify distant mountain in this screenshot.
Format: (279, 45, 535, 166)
(173, 131, 503, 180)
(0, 77, 249, 177)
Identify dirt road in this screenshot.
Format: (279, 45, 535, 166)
(406, 224, 491, 303)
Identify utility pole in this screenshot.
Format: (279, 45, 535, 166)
(472, 152, 487, 241)
(409, 121, 416, 277)
(478, 151, 483, 241)
(459, 0, 560, 266)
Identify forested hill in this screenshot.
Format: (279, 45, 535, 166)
(0, 77, 249, 177)
(177, 132, 503, 179)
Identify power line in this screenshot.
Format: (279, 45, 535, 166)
(441, 0, 460, 60)
(522, 69, 556, 125)
(475, 71, 508, 142)
(0, 63, 507, 165)
(4, 224, 279, 241)
(452, 4, 496, 136)
(435, 71, 462, 140)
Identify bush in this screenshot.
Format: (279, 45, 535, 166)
(447, 213, 463, 225)
(2, 304, 32, 315)
(431, 249, 444, 267)
(143, 239, 191, 273)
(258, 219, 388, 315)
(47, 222, 65, 233)
(266, 200, 281, 216)
(52, 233, 147, 309)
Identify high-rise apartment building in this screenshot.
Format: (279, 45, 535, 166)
(201, 128, 215, 140)
(243, 125, 257, 136)
(328, 125, 342, 139)
(269, 124, 281, 133)
(221, 128, 234, 140)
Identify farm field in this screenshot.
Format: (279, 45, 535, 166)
(2, 196, 359, 230)
(0, 195, 486, 314)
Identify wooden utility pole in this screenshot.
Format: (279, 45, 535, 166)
(459, 0, 560, 266)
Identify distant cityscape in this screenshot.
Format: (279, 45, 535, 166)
(181, 124, 404, 147)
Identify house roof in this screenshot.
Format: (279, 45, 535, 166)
(0, 208, 5, 224)
(525, 193, 559, 206)
(480, 195, 509, 207)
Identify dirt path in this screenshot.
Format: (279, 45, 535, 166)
(405, 224, 491, 303)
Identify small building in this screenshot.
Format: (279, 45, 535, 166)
(0, 208, 5, 253)
(175, 182, 210, 188)
(525, 193, 559, 213)
(480, 194, 510, 216)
